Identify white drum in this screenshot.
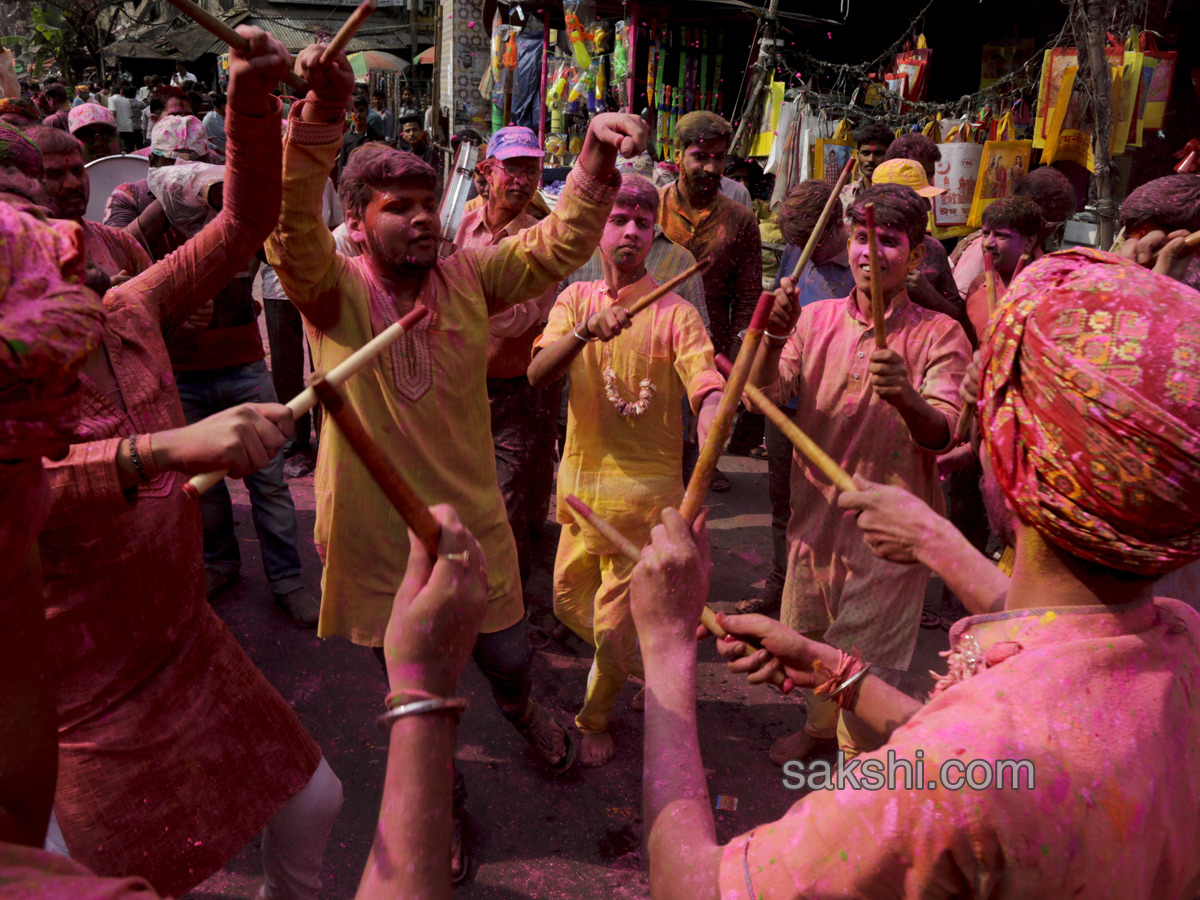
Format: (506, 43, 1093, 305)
(83, 154, 149, 223)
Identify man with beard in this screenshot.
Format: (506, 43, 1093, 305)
(266, 41, 647, 881)
(658, 110, 762, 478)
(25, 126, 152, 286)
(629, 248, 1200, 900)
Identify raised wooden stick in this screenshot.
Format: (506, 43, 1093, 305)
(790, 156, 855, 281)
(162, 0, 308, 93)
(625, 258, 711, 316)
(1147, 228, 1200, 265)
(320, 0, 377, 64)
(310, 374, 440, 556)
(564, 494, 782, 684)
(714, 355, 855, 492)
(864, 202, 887, 349)
(183, 305, 428, 498)
(677, 290, 775, 521)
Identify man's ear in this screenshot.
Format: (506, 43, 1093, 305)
(673, 146, 683, 166)
(907, 239, 927, 271)
(1022, 234, 1039, 257)
(345, 211, 366, 245)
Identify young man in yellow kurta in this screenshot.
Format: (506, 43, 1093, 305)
(529, 174, 724, 767)
(266, 44, 649, 877)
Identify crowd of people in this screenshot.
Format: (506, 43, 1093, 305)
(2, 25, 1200, 900)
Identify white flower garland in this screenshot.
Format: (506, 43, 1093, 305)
(603, 366, 657, 416)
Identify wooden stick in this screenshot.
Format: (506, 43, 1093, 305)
(162, 0, 308, 94)
(563, 494, 782, 683)
(677, 290, 775, 521)
(310, 374, 440, 556)
(954, 252, 1007, 443)
(625, 258, 711, 317)
(714, 355, 855, 493)
(865, 202, 887, 349)
(790, 156, 855, 281)
(320, 0, 377, 65)
(183, 305, 428, 498)
(983, 252, 998, 315)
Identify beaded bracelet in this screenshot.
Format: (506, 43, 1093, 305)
(127, 434, 151, 483)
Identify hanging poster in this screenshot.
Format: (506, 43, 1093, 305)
(1109, 52, 1142, 156)
(931, 141, 984, 240)
(1127, 55, 1156, 148)
(967, 140, 1034, 228)
(981, 39, 1036, 89)
(1034, 47, 1123, 148)
(814, 138, 854, 184)
(1142, 49, 1177, 129)
(1041, 67, 1095, 172)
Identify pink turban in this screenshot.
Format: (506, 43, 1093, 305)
(980, 247, 1200, 575)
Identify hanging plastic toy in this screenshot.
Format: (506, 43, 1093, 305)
(564, 2, 592, 69)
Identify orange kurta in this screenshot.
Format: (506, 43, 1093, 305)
(266, 102, 619, 643)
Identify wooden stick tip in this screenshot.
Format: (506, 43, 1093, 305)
(864, 201, 877, 228)
(983, 251, 996, 274)
(714, 353, 733, 377)
(398, 304, 429, 330)
(564, 494, 591, 518)
(748, 290, 775, 332)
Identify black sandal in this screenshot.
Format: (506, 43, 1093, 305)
(451, 811, 469, 885)
(514, 699, 577, 773)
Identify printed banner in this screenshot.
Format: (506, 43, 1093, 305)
(967, 140, 1034, 229)
(931, 142, 985, 240)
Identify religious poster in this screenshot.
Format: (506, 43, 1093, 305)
(1034, 47, 1123, 148)
(1041, 67, 1096, 172)
(967, 140, 1034, 228)
(1142, 49, 1177, 129)
(931, 142, 984, 240)
(814, 138, 854, 184)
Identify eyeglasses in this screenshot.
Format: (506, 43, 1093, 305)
(495, 161, 541, 183)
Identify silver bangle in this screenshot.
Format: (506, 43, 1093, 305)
(822, 663, 873, 699)
(573, 321, 598, 343)
(764, 330, 791, 346)
(376, 697, 469, 730)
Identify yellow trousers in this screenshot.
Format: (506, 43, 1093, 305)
(553, 523, 642, 735)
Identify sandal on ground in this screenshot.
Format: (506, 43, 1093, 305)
(920, 606, 941, 629)
(735, 594, 781, 616)
(939, 609, 960, 632)
(748, 445, 769, 460)
(514, 699, 576, 773)
(451, 811, 469, 885)
(710, 469, 731, 493)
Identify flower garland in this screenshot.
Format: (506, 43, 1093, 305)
(603, 365, 657, 416)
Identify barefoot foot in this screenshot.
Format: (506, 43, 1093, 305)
(630, 686, 646, 712)
(580, 730, 615, 767)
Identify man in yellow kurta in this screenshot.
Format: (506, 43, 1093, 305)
(528, 175, 724, 767)
(266, 45, 648, 877)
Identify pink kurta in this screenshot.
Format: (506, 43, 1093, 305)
(765, 292, 969, 668)
(37, 99, 321, 897)
(719, 598, 1200, 899)
(79, 218, 152, 281)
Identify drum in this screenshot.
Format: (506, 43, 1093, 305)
(83, 154, 150, 223)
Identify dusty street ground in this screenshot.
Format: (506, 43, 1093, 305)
(185, 451, 954, 900)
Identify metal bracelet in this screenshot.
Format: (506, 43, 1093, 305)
(822, 662, 873, 699)
(764, 330, 791, 346)
(573, 322, 599, 343)
(127, 434, 150, 483)
(376, 697, 469, 730)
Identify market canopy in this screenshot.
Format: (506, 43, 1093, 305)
(349, 50, 409, 77)
(414, 46, 436, 65)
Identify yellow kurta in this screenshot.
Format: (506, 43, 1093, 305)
(536, 273, 725, 548)
(266, 105, 618, 644)
(535, 274, 723, 732)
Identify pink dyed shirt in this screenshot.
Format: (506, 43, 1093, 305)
(762, 291, 969, 668)
(719, 598, 1200, 899)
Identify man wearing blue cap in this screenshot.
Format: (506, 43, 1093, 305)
(454, 125, 558, 591)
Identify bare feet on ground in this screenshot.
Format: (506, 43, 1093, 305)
(580, 730, 615, 767)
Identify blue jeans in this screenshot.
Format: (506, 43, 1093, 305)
(175, 360, 305, 595)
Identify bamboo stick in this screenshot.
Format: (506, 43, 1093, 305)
(865, 202, 887, 349)
(954, 253, 1003, 443)
(790, 156, 855, 281)
(183, 305, 428, 498)
(320, 0, 377, 65)
(677, 290, 775, 521)
(310, 374, 440, 556)
(714, 355, 855, 493)
(162, 0, 308, 94)
(625, 258, 711, 316)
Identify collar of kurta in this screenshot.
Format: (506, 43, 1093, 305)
(840, 288, 912, 328)
(662, 180, 723, 230)
(949, 598, 1158, 659)
(603, 271, 657, 305)
(460, 205, 536, 245)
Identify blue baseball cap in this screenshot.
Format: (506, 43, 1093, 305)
(486, 126, 545, 161)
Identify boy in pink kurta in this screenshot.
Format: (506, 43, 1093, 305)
(529, 175, 724, 766)
(750, 183, 970, 760)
